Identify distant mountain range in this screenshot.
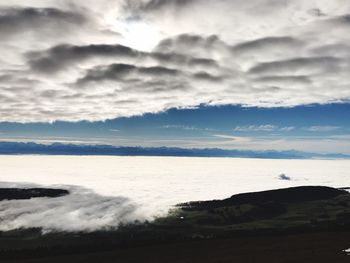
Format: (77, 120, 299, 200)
(0, 141, 349, 159)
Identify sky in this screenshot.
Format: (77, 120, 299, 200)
(0, 0, 350, 153)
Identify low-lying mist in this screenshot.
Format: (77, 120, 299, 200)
(0, 183, 148, 233)
(0, 156, 349, 232)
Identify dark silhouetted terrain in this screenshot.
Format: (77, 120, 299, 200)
(0, 188, 69, 201)
(1, 186, 350, 262)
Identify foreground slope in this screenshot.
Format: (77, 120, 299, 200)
(0, 186, 350, 262)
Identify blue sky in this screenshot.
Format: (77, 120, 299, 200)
(1, 103, 349, 154)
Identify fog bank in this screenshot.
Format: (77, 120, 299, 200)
(0, 156, 349, 232)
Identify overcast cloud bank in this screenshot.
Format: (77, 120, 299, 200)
(1, 0, 350, 122)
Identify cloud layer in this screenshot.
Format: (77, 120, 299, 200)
(1, 154, 350, 232)
(1, 0, 350, 122)
(0, 183, 145, 232)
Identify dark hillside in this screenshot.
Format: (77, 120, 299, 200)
(0, 188, 69, 201)
(179, 186, 346, 210)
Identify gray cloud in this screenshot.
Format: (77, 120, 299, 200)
(154, 34, 230, 61)
(156, 34, 223, 51)
(311, 43, 350, 57)
(125, 0, 195, 13)
(305, 126, 341, 132)
(138, 65, 180, 76)
(0, 7, 86, 36)
(252, 75, 312, 85)
(28, 42, 220, 76)
(233, 36, 302, 53)
(249, 57, 342, 76)
(76, 63, 180, 84)
(329, 14, 350, 26)
(28, 44, 141, 74)
(193, 72, 224, 82)
(0, 0, 350, 122)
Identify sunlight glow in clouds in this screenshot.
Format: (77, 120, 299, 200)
(118, 20, 161, 51)
(1, 0, 350, 122)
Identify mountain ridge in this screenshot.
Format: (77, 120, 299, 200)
(0, 141, 349, 159)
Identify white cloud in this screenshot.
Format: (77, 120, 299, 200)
(233, 125, 296, 132)
(108, 129, 120, 132)
(160, 125, 214, 131)
(234, 125, 277, 132)
(0, 183, 146, 233)
(1, 0, 350, 122)
(1, 153, 350, 232)
(162, 125, 198, 130)
(279, 126, 295, 132)
(212, 134, 350, 154)
(305, 126, 340, 132)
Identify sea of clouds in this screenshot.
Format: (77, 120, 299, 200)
(0, 183, 145, 233)
(0, 156, 349, 232)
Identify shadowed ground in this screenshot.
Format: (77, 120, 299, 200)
(2, 232, 350, 263)
(0, 188, 69, 201)
(1, 186, 350, 262)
